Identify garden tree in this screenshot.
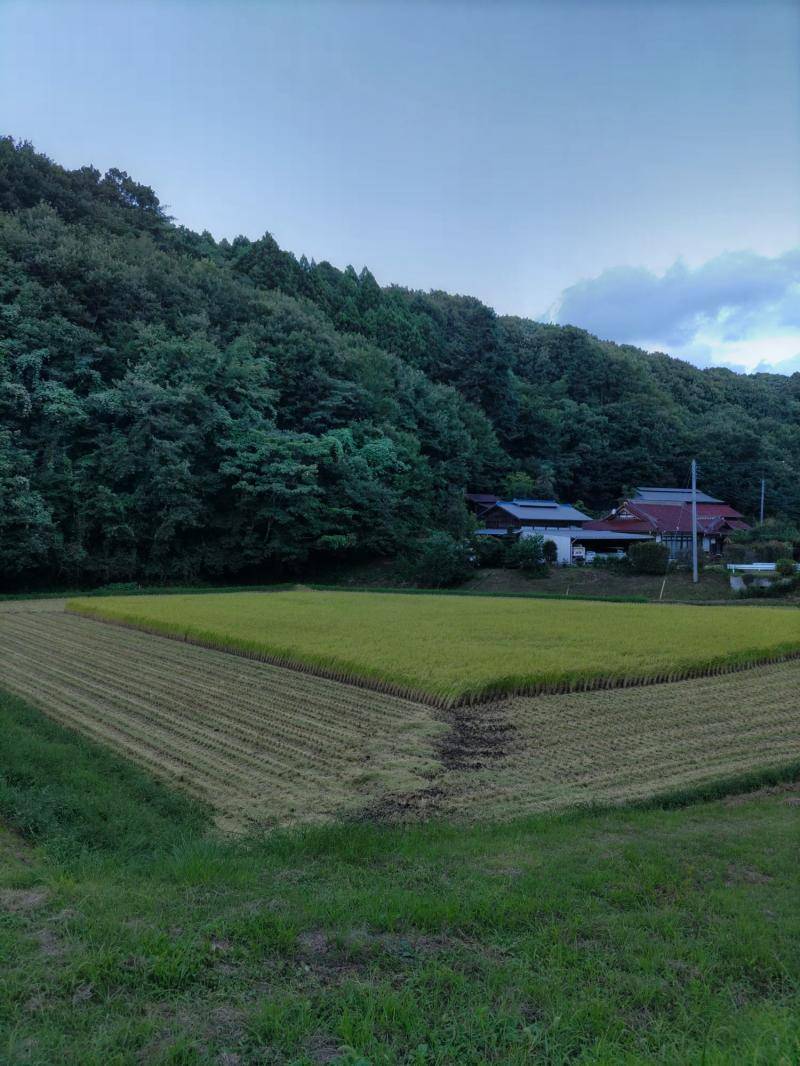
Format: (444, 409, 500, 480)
(730, 519, 800, 547)
(629, 540, 670, 575)
(402, 531, 474, 588)
(472, 534, 506, 568)
(506, 534, 548, 576)
(1, 136, 799, 586)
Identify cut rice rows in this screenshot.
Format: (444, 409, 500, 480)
(0, 608, 442, 828)
(1, 602, 799, 827)
(440, 663, 800, 819)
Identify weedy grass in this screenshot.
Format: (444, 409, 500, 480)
(1, 688, 799, 1065)
(69, 588, 800, 706)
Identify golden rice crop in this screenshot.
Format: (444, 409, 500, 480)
(2, 601, 799, 829)
(68, 589, 800, 706)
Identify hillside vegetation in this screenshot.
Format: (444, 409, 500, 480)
(2, 137, 799, 587)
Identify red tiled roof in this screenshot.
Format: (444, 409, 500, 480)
(585, 500, 749, 536)
(583, 518, 652, 533)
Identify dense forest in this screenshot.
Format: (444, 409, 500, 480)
(1, 137, 799, 586)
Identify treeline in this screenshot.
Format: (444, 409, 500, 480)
(1, 138, 798, 586)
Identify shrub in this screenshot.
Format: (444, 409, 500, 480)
(542, 539, 558, 565)
(629, 540, 670, 575)
(776, 558, 797, 577)
(730, 519, 800, 545)
(403, 532, 474, 588)
(590, 553, 630, 571)
(760, 541, 795, 563)
(472, 535, 507, 568)
(725, 538, 794, 564)
(506, 534, 548, 576)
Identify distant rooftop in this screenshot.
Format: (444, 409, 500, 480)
(633, 486, 722, 504)
(492, 499, 592, 523)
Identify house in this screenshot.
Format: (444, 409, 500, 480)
(473, 498, 593, 564)
(472, 497, 651, 564)
(582, 487, 750, 559)
(475, 498, 592, 531)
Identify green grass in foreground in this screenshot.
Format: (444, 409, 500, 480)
(69, 588, 800, 704)
(1, 688, 799, 1065)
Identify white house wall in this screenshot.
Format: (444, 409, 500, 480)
(519, 527, 573, 564)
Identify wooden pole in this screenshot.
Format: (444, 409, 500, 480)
(691, 460, 699, 584)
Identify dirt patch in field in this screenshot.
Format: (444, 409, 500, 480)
(725, 864, 774, 886)
(0, 888, 49, 913)
(439, 701, 514, 771)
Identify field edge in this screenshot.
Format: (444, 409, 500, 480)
(66, 599, 800, 708)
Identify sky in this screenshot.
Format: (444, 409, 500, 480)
(2, 0, 799, 373)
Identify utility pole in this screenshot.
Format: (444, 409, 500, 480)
(760, 478, 765, 525)
(691, 459, 699, 584)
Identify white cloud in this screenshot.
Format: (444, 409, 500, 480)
(548, 249, 800, 373)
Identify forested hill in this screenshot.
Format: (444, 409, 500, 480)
(1, 138, 798, 586)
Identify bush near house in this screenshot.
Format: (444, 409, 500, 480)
(629, 540, 670, 575)
(725, 540, 795, 564)
(472, 534, 507, 568)
(542, 539, 558, 565)
(506, 534, 548, 576)
(402, 532, 475, 588)
(776, 558, 797, 578)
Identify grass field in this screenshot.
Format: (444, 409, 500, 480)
(2, 687, 799, 1065)
(3, 602, 800, 828)
(69, 588, 800, 705)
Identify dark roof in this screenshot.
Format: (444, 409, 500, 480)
(489, 499, 592, 523)
(466, 493, 499, 505)
(634, 487, 722, 504)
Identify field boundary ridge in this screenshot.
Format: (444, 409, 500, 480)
(66, 602, 800, 710)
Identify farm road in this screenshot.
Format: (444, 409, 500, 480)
(1, 600, 799, 827)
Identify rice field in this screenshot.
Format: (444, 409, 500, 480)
(68, 588, 800, 705)
(2, 601, 799, 828)
(0, 604, 443, 829)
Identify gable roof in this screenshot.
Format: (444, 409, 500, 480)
(489, 499, 592, 524)
(585, 498, 749, 536)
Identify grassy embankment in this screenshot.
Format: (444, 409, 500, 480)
(68, 589, 800, 706)
(2, 687, 800, 1065)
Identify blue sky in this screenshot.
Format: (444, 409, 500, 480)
(2, 0, 798, 372)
